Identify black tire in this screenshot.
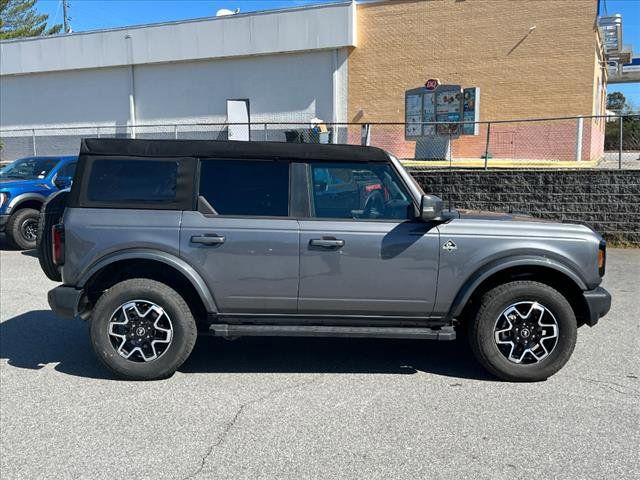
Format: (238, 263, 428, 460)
(37, 191, 69, 282)
(469, 281, 577, 382)
(89, 279, 197, 380)
(6, 208, 40, 250)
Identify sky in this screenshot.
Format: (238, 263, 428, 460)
(35, 0, 335, 30)
(35, 0, 640, 106)
(602, 0, 640, 108)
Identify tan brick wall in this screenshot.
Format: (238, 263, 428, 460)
(348, 0, 602, 123)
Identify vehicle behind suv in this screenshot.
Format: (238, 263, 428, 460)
(0, 155, 77, 249)
(44, 138, 611, 381)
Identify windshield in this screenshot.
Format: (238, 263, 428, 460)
(387, 153, 425, 197)
(0, 157, 59, 180)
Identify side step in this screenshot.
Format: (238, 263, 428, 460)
(208, 324, 456, 341)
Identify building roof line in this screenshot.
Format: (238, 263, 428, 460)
(0, 0, 353, 45)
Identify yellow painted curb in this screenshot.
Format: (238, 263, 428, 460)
(401, 159, 601, 169)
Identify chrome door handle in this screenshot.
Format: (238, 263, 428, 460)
(191, 235, 225, 246)
(309, 238, 345, 249)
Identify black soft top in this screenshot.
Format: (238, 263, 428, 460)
(80, 138, 390, 163)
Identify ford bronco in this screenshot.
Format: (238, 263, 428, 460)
(42, 139, 611, 381)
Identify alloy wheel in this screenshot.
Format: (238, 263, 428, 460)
(493, 301, 559, 364)
(21, 218, 38, 242)
(107, 300, 173, 362)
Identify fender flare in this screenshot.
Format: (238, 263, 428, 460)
(6, 192, 48, 214)
(78, 248, 218, 313)
(448, 255, 588, 319)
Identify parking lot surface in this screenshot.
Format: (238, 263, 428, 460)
(1, 247, 638, 480)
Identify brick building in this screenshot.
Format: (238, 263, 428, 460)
(1, 0, 609, 161)
(348, 0, 608, 160)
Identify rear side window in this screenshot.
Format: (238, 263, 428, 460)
(199, 159, 289, 216)
(88, 159, 178, 203)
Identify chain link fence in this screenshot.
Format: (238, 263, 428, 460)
(1, 114, 638, 169)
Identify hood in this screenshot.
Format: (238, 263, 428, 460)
(0, 178, 35, 188)
(452, 209, 554, 223)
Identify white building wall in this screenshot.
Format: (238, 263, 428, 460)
(0, 49, 343, 130)
(0, 67, 131, 129)
(0, 2, 355, 159)
(133, 50, 338, 126)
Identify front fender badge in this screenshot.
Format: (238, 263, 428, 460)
(442, 240, 457, 252)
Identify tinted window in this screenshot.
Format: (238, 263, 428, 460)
(310, 162, 413, 220)
(0, 157, 59, 180)
(88, 159, 178, 203)
(199, 160, 289, 216)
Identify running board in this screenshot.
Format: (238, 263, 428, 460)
(208, 324, 456, 341)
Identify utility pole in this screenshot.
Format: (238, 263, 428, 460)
(63, 0, 71, 34)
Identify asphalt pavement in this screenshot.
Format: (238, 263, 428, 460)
(1, 247, 638, 480)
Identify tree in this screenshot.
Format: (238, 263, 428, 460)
(0, 0, 62, 40)
(605, 91, 640, 151)
(607, 92, 627, 112)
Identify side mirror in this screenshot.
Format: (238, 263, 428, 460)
(54, 177, 70, 189)
(420, 194, 443, 221)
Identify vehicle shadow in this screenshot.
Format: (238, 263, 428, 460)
(0, 237, 36, 255)
(1, 310, 495, 381)
(0, 237, 18, 251)
(0, 310, 111, 380)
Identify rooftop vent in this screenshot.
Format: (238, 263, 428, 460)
(216, 8, 240, 17)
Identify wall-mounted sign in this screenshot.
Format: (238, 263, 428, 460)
(422, 91, 436, 136)
(405, 83, 479, 139)
(425, 78, 440, 90)
(462, 87, 480, 136)
(405, 88, 424, 138)
(435, 85, 462, 137)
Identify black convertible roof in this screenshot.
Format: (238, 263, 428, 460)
(80, 138, 390, 162)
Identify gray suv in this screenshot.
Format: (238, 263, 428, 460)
(44, 139, 611, 381)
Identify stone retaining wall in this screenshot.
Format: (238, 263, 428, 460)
(409, 168, 640, 245)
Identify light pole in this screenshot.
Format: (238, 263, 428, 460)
(62, 0, 71, 34)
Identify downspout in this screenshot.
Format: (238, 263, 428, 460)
(125, 33, 137, 139)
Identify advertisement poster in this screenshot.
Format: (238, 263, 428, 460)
(462, 87, 480, 135)
(422, 92, 436, 136)
(435, 85, 462, 136)
(405, 88, 426, 139)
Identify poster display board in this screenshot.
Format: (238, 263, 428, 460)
(405, 89, 423, 138)
(435, 85, 462, 137)
(405, 83, 480, 139)
(462, 87, 480, 136)
(405, 87, 438, 139)
(423, 92, 436, 136)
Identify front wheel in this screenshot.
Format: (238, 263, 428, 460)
(469, 281, 577, 382)
(90, 279, 197, 380)
(6, 208, 40, 250)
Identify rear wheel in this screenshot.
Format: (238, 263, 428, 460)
(89, 279, 197, 380)
(6, 208, 40, 250)
(469, 281, 577, 382)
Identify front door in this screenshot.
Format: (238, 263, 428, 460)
(298, 162, 440, 317)
(180, 158, 298, 313)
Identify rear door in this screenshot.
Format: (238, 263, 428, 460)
(298, 161, 440, 317)
(180, 158, 299, 313)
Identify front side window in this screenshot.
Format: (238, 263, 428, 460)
(310, 162, 414, 220)
(0, 157, 59, 180)
(199, 159, 289, 216)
